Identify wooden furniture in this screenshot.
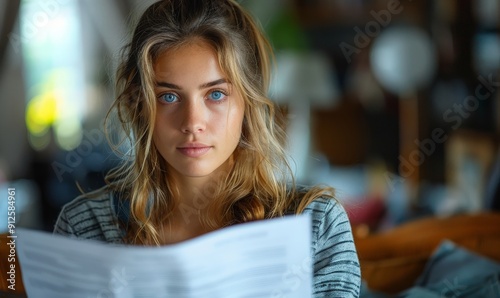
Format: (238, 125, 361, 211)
(0, 233, 26, 297)
(354, 212, 500, 294)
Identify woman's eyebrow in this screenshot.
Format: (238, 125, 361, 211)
(155, 81, 181, 89)
(199, 78, 227, 89)
(155, 79, 227, 90)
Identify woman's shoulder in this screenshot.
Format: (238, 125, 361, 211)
(60, 186, 114, 218)
(302, 195, 343, 213)
(53, 186, 123, 243)
(291, 184, 344, 216)
(301, 195, 347, 226)
(293, 185, 352, 244)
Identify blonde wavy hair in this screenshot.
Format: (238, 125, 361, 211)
(104, 0, 335, 245)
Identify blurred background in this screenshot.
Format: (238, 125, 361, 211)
(0, 0, 499, 234)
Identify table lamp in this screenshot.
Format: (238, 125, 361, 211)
(370, 25, 437, 200)
(270, 51, 340, 182)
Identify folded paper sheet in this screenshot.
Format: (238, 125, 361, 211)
(17, 215, 312, 298)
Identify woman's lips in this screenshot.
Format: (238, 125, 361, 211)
(177, 146, 212, 157)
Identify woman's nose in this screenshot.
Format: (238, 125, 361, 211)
(180, 100, 206, 134)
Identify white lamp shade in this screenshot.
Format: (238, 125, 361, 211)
(270, 52, 340, 108)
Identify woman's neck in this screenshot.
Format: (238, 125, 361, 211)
(160, 173, 223, 245)
(160, 211, 207, 244)
(175, 176, 216, 212)
(168, 163, 230, 218)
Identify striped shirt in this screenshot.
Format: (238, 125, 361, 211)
(54, 191, 361, 297)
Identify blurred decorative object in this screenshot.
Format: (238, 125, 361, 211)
(270, 51, 340, 182)
(473, 33, 500, 75)
(444, 130, 498, 214)
(370, 26, 437, 95)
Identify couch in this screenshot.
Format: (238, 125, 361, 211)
(354, 212, 500, 294)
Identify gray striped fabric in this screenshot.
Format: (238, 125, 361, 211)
(54, 192, 361, 297)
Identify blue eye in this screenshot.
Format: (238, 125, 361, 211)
(160, 93, 178, 103)
(208, 91, 226, 101)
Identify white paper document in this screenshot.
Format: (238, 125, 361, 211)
(17, 214, 312, 298)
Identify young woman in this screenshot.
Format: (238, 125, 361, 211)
(54, 0, 361, 296)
